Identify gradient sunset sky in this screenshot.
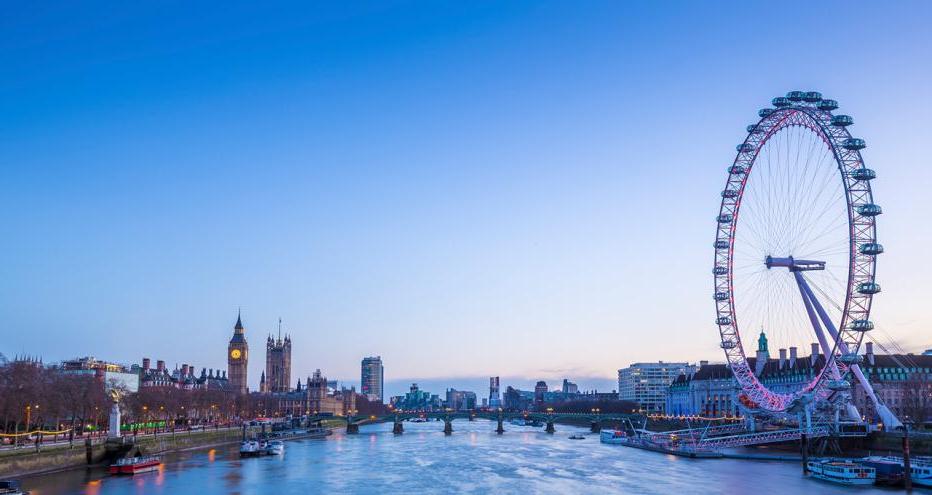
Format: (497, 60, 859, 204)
(2, 1, 930, 396)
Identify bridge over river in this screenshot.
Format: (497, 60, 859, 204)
(313, 411, 644, 435)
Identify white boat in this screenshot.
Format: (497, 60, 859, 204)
(879, 456, 932, 487)
(265, 440, 285, 455)
(807, 460, 875, 486)
(599, 430, 629, 445)
(239, 440, 261, 457)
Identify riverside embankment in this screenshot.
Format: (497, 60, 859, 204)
(0, 424, 342, 479)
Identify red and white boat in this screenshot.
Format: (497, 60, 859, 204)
(109, 456, 162, 475)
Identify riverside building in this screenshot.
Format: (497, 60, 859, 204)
(361, 356, 384, 403)
(618, 361, 693, 413)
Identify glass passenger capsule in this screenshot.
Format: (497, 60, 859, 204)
(772, 97, 791, 107)
(720, 341, 737, 350)
(759, 108, 775, 117)
(838, 354, 862, 365)
(747, 124, 763, 134)
(721, 189, 738, 198)
(818, 99, 839, 111)
(717, 214, 733, 224)
(843, 138, 866, 150)
(831, 115, 854, 126)
(857, 203, 882, 216)
(859, 243, 884, 255)
(786, 91, 805, 102)
(713, 266, 728, 275)
(729, 165, 746, 175)
(714, 292, 730, 301)
(714, 240, 729, 249)
(849, 319, 875, 331)
(826, 379, 851, 391)
(716, 316, 732, 325)
(850, 168, 876, 181)
(803, 91, 823, 103)
(857, 282, 881, 295)
(736, 143, 755, 153)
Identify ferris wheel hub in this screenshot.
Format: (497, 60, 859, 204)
(764, 256, 825, 272)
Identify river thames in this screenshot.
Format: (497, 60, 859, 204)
(22, 420, 892, 494)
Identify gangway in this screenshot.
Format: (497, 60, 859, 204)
(692, 426, 833, 450)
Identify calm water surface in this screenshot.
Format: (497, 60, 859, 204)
(22, 420, 897, 494)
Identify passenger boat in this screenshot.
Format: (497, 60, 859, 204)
(239, 440, 261, 457)
(0, 480, 28, 495)
(568, 434, 586, 440)
(861, 456, 904, 486)
(265, 440, 285, 455)
(879, 456, 932, 487)
(806, 460, 875, 486)
(600, 430, 628, 445)
(108, 456, 162, 475)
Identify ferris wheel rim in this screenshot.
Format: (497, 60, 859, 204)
(712, 93, 879, 413)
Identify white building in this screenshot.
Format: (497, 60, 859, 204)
(618, 361, 693, 413)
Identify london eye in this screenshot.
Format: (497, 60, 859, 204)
(712, 91, 900, 428)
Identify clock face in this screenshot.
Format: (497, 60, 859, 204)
(230, 349, 242, 360)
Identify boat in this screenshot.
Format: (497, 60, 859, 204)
(510, 418, 543, 427)
(807, 460, 875, 486)
(568, 434, 586, 440)
(878, 456, 932, 487)
(265, 440, 285, 455)
(306, 427, 333, 438)
(599, 430, 628, 445)
(108, 456, 162, 475)
(861, 456, 904, 486)
(0, 480, 28, 495)
(239, 440, 261, 457)
(409, 417, 428, 423)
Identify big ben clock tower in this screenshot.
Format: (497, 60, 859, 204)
(228, 310, 249, 394)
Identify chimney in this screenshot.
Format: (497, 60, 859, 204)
(779, 349, 787, 370)
(157, 360, 166, 372)
(142, 358, 150, 371)
(810, 343, 820, 366)
(699, 360, 709, 367)
(866, 342, 875, 365)
(789, 347, 797, 368)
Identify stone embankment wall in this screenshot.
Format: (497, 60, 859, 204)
(0, 427, 253, 479)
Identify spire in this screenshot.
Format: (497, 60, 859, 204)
(235, 308, 244, 331)
(757, 328, 768, 353)
(278, 318, 282, 341)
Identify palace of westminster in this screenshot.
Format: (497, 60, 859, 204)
(138, 312, 356, 417)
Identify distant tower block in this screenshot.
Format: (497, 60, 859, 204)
(361, 356, 384, 402)
(489, 376, 501, 408)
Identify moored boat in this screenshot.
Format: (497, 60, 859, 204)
(861, 456, 904, 486)
(239, 440, 261, 457)
(807, 460, 875, 486)
(109, 456, 161, 475)
(265, 440, 285, 455)
(879, 456, 932, 487)
(0, 480, 28, 495)
(600, 430, 628, 445)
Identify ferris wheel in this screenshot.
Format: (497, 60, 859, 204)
(712, 90, 900, 428)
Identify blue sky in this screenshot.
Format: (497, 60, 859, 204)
(2, 1, 930, 397)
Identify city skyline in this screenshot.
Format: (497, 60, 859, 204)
(3, 1, 932, 386)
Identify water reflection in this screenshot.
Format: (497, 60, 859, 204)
(21, 420, 890, 495)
